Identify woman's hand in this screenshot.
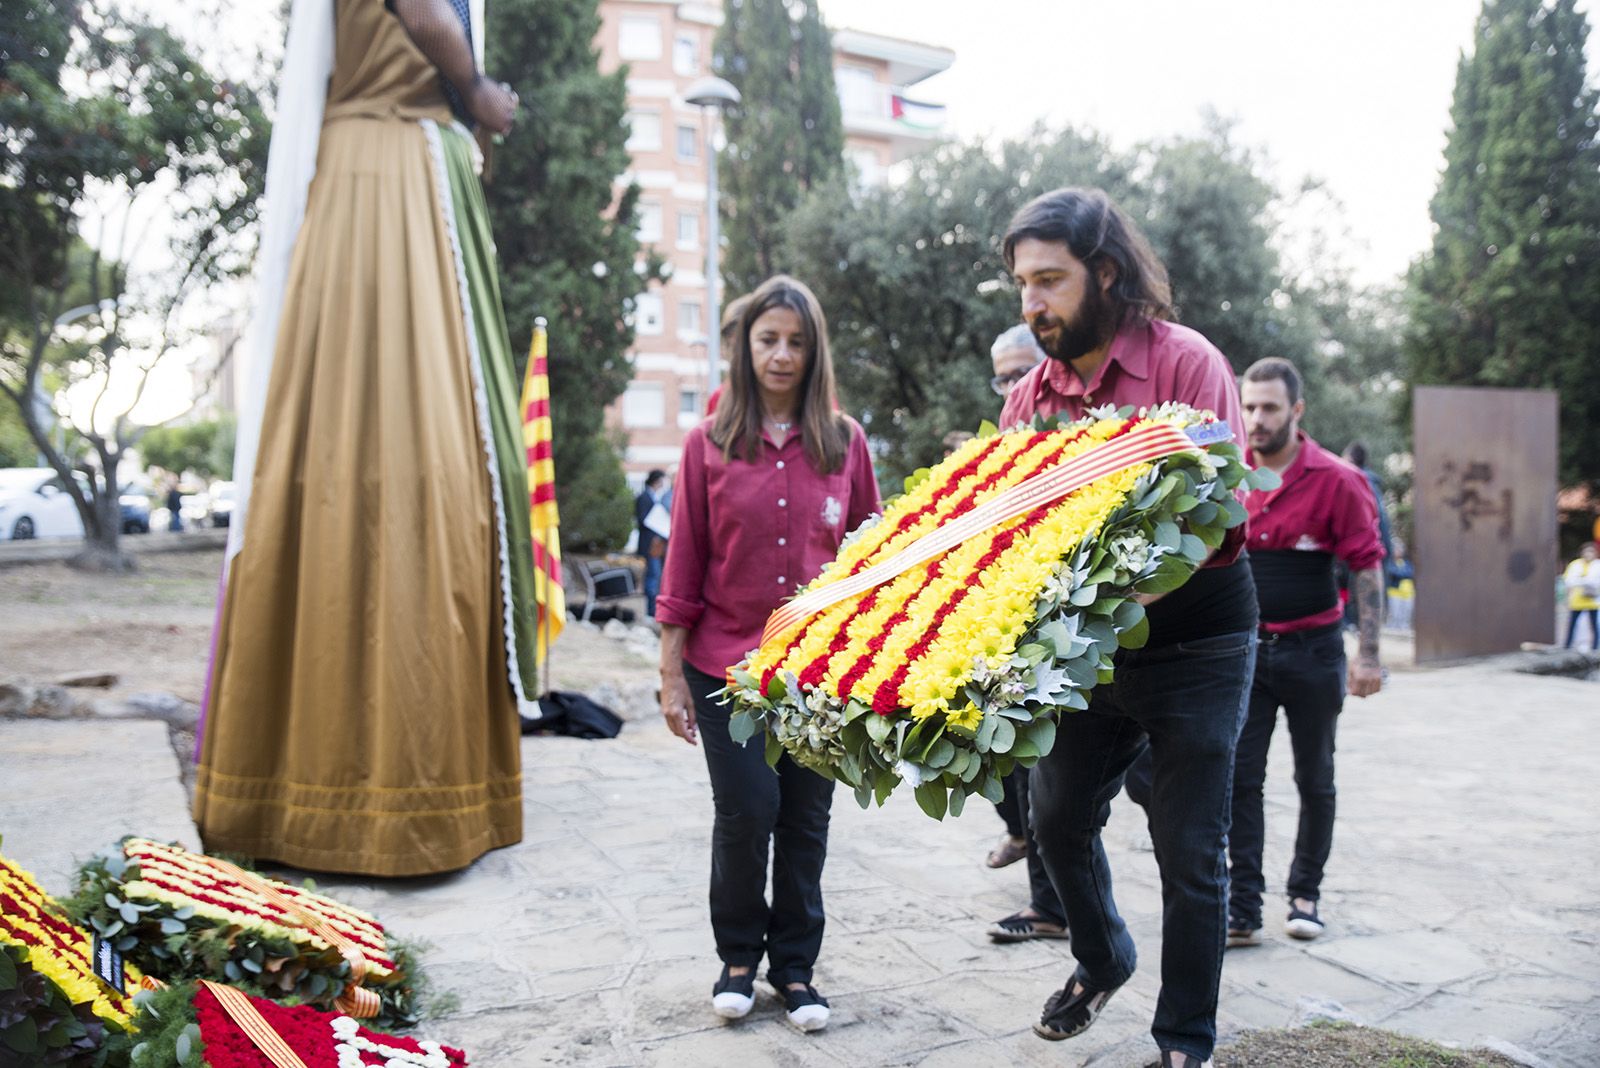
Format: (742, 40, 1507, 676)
(468, 77, 517, 135)
(659, 669, 697, 746)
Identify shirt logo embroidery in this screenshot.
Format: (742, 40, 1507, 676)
(1293, 534, 1327, 552)
(822, 496, 842, 527)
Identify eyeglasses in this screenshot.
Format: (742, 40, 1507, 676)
(991, 369, 1031, 396)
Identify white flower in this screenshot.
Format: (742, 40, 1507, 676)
(895, 759, 927, 787)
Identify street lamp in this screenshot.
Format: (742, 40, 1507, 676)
(683, 75, 740, 398)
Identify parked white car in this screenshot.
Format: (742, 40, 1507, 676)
(0, 468, 86, 540)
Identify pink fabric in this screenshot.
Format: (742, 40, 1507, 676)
(1000, 318, 1247, 567)
(1245, 430, 1384, 633)
(658, 418, 881, 677)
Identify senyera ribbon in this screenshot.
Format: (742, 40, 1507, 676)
(204, 858, 382, 1018)
(759, 420, 1203, 650)
(199, 980, 311, 1068)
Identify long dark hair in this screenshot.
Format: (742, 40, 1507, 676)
(709, 275, 849, 474)
(1003, 187, 1174, 327)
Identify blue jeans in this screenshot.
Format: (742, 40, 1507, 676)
(1030, 630, 1256, 1060)
(642, 553, 663, 617)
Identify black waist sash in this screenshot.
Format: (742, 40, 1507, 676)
(1248, 549, 1338, 623)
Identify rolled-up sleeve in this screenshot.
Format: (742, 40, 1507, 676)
(656, 426, 710, 629)
(1331, 469, 1385, 572)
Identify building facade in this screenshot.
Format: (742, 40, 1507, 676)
(594, 1, 953, 488)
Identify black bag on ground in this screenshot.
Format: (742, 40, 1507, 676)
(521, 690, 624, 739)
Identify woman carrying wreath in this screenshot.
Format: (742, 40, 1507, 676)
(656, 275, 880, 1032)
(194, 0, 537, 877)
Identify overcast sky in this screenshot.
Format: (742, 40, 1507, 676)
(821, 0, 1599, 285)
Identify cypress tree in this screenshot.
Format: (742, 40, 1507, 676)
(485, 0, 658, 550)
(715, 0, 844, 293)
(1404, 0, 1600, 491)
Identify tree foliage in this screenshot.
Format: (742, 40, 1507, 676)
(1404, 0, 1600, 491)
(484, 0, 657, 552)
(0, 0, 269, 566)
(139, 415, 235, 481)
(714, 0, 843, 294)
(785, 125, 1405, 487)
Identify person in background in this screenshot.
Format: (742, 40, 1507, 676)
(999, 188, 1255, 1068)
(166, 479, 184, 533)
(703, 293, 752, 418)
(1564, 542, 1600, 650)
(656, 275, 880, 1034)
(1229, 357, 1384, 948)
(635, 469, 670, 617)
(980, 324, 1069, 946)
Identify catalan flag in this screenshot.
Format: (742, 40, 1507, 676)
(522, 319, 565, 657)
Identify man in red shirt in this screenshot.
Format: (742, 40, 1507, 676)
(1228, 357, 1383, 948)
(1000, 188, 1256, 1068)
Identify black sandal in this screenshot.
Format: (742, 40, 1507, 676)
(1032, 969, 1120, 1040)
(711, 964, 755, 1019)
(988, 911, 1070, 943)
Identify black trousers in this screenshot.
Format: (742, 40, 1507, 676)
(1228, 624, 1344, 928)
(686, 662, 834, 986)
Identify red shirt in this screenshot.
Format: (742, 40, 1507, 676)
(1245, 430, 1384, 632)
(658, 418, 881, 676)
(1000, 317, 1247, 568)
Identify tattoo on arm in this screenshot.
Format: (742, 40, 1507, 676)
(1354, 568, 1382, 661)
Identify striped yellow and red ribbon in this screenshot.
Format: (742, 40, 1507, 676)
(759, 421, 1198, 649)
(522, 319, 565, 654)
(200, 980, 310, 1068)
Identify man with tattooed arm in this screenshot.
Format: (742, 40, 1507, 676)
(1227, 357, 1385, 948)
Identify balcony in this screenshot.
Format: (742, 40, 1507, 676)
(837, 80, 947, 154)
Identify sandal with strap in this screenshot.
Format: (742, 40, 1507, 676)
(1161, 1052, 1213, 1068)
(1032, 970, 1120, 1041)
(986, 834, 1028, 868)
(988, 911, 1069, 943)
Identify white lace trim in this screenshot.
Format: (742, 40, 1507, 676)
(421, 119, 535, 718)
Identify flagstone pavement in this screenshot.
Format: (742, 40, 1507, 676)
(2, 644, 1596, 1067)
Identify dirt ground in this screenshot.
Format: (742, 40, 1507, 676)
(0, 546, 662, 713)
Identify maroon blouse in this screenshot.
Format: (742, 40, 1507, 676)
(658, 418, 881, 677)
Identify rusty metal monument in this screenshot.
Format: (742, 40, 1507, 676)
(1413, 386, 1559, 662)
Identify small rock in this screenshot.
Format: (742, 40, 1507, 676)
(121, 691, 201, 728)
(0, 682, 91, 719)
(58, 671, 119, 689)
(601, 619, 629, 639)
(1293, 996, 1359, 1025)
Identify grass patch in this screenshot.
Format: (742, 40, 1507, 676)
(1166, 1022, 1530, 1068)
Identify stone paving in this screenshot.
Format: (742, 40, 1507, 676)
(2, 645, 1597, 1067)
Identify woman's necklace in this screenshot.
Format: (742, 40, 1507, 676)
(765, 414, 795, 435)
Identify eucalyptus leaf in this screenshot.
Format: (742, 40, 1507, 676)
(1154, 520, 1182, 549)
(926, 738, 956, 769)
(1031, 716, 1057, 756)
(854, 782, 873, 810)
(978, 773, 1005, 804)
(1068, 583, 1100, 607)
(990, 717, 1017, 754)
(865, 712, 892, 744)
(1118, 614, 1151, 649)
(913, 782, 949, 820)
(948, 787, 967, 818)
(1180, 533, 1208, 561)
(727, 711, 759, 745)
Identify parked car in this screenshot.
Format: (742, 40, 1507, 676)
(120, 492, 151, 534)
(0, 468, 85, 540)
(208, 481, 236, 527)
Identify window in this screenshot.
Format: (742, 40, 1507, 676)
(636, 201, 663, 243)
(848, 146, 882, 190)
(678, 299, 702, 336)
(678, 387, 703, 428)
(622, 382, 666, 427)
(618, 15, 662, 60)
(676, 123, 698, 161)
(673, 33, 699, 76)
(676, 210, 699, 250)
(835, 65, 879, 117)
(631, 291, 664, 336)
(625, 110, 661, 151)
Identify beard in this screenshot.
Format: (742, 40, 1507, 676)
(1251, 421, 1295, 457)
(1030, 284, 1115, 364)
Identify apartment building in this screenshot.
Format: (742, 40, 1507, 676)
(594, 1, 953, 487)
